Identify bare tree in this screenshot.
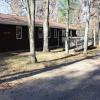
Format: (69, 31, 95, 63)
(94, 0, 100, 47)
(24, 0, 37, 63)
(10, 0, 20, 15)
(3, 0, 20, 15)
(65, 0, 70, 54)
(79, 0, 91, 53)
(88, 0, 100, 47)
(92, 18, 96, 47)
(43, 0, 49, 52)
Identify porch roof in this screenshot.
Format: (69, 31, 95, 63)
(0, 13, 78, 30)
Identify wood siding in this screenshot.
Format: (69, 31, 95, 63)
(0, 24, 76, 52)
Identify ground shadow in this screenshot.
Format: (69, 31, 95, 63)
(0, 63, 100, 100)
(0, 52, 100, 84)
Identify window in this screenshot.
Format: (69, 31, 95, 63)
(54, 29, 57, 38)
(16, 26, 22, 39)
(38, 28, 43, 38)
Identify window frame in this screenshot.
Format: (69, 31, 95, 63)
(16, 26, 22, 40)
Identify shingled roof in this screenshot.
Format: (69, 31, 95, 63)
(0, 13, 78, 29)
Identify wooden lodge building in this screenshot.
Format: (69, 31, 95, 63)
(0, 14, 78, 52)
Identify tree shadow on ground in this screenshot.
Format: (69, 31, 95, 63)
(0, 53, 100, 84)
(0, 63, 100, 100)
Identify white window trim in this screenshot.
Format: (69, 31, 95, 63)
(16, 26, 22, 40)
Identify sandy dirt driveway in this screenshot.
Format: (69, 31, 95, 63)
(0, 53, 100, 100)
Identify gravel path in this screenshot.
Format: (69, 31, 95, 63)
(0, 53, 100, 100)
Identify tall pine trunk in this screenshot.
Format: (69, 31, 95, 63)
(65, 0, 69, 54)
(25, 0, 37, 63)
(97, 8, 100, 47)
(93, 21, 96, 47)
(65, 23, 69, 54)
(84, 21, 89, 53)
(99, 24, 100, 47)
(83, 0, 90, 54)
(43, 0, 49, 52)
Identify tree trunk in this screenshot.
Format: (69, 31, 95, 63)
(99, 27, 100, 47)
(98, 19, 100, 47)
(25, 0, 37, 63)
(84, 21, 89, 54)
(96, 7, 100, 47)
(83, 0, 90, 54)
(65, 26, 69, 54)
(29, 25, 37, 63)
(43, 0, 49, 52)
(93, 22, 96, 47)
(65, 0, 69, 54)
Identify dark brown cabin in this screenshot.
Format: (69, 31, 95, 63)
(0, 14, 77, 52)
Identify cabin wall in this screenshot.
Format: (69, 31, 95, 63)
(0, 24, 29, 52)
(35, 27, 64, 50)
(0, 24, 76, 52)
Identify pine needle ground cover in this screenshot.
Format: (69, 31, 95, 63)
(0, 48, 100, 89)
